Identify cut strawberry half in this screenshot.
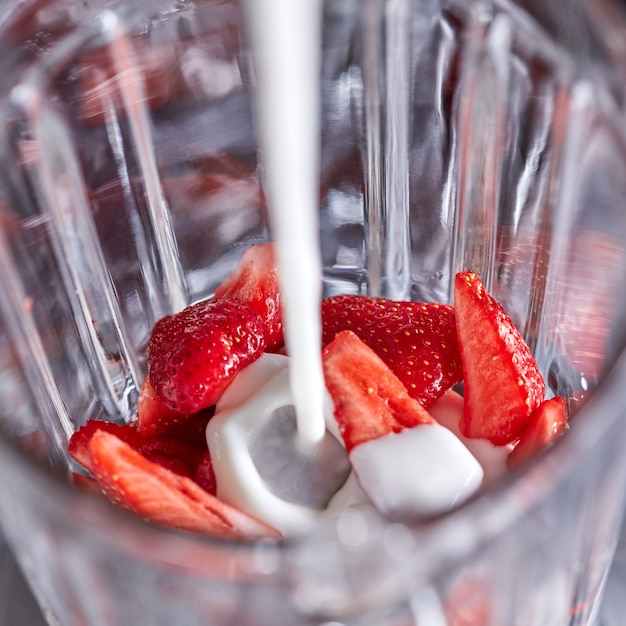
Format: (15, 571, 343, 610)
(323, 331, 483, 518)
(87, 430, 280, 539)
(69, 420, 142, 474)
(507, 396, 569, 469)
(214, 242, 283, 351)
(136, 377, 189, 436)
(454, 271, 545, 445)
(194, 450, 217, 496)
(69, 418, 210, 482)
(136, 378, 216, 439)
(321, 295, 462, 408)
(322, 330, 435, 452)
(147, 297, 265, 414)
(161, 406, 215, 443)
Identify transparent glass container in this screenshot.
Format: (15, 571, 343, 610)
(0, 0, 625, 624)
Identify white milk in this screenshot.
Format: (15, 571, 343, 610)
(429, 390, 513, 483)
(349, 424, 484, 519)
(244, 0, 326, 446)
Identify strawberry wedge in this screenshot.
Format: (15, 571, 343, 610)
(322, 331, 483, 518)
(147, 298, 265, 415)
(144, 242, 283, 427)
(454, 271, 545, 445)
(87, 430, 280, 540)
(136, 376, 215, 443)
(70, 417, 212, 483)
(136, 377, 189, 437)
(214, 242, 283, 351)
(321, 330, 436, 452)
(321, 295, 462, 408)
(507, 397, 569, 469)
(69, 420, 142, 472)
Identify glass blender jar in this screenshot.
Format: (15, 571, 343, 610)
(0, 0, 625, 623)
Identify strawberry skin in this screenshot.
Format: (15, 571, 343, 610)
(214, 242, 283, 351)
(322, 330, 435, 452)
(507, 397, 569, 469)
(147, 297, 265, 414)
(87, 430, 280, 539)
(454, 271, 545, 445)
(321, 295, 462, 408)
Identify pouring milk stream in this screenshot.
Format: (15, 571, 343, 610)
(243, 0, 327, 447)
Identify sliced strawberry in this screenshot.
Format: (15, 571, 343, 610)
(137, 377, 189, 436)
(194, 449, 217, 495)
(454, 271, 545, 445)
(136, 437, 205, 479)
(69, 420, 142, 474)
(88, 430, 280, 539)
(70, 417, 210, 483)
(322, 330, 435, 452)
(214, 242, 283, 351)
(507, 397, 569, 469)
(321, 295, 462, 408)
(137, 378, 216, 440)
(147, 297, 265, 414)
(161, 406, 214, 444)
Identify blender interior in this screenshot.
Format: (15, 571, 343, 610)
(0, 0, 625, 624)
(0, 0, 623, 467)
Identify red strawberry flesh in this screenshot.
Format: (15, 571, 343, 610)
(214, 242, 283, 351)
(68, 244, 568, 536)
(137, 378, 216, 439)
(508, 396, 569, 469)
(69, 418, 211, 483)
(194, 449, 218, 496)
(454, 271, 545, 445)
(137, 377, 188, 436)
(69, 420, 142, 474)
(322, 330, 435, 452)
(322, 295, 462, 408)
(88, 430, 280, 539)
(147, 297, 265, 414)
